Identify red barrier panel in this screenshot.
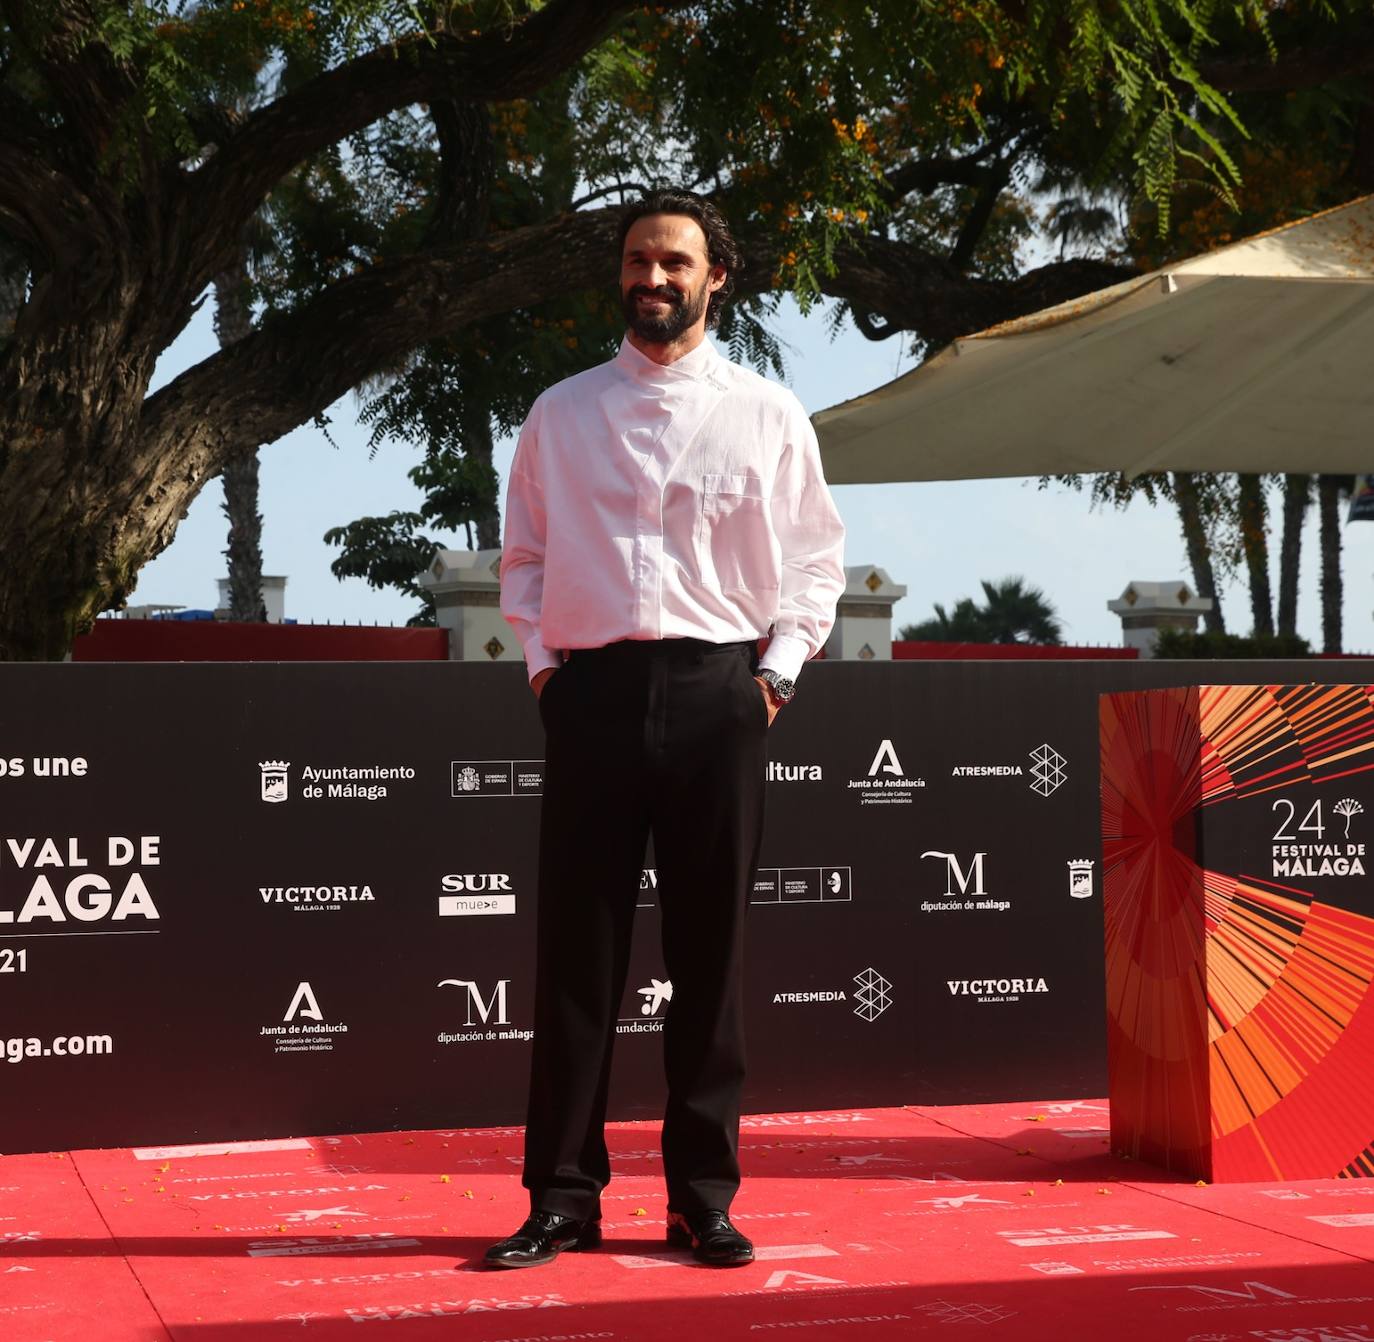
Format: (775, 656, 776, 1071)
(894, 640, 1137, 660)
(72, 619, 447, 662)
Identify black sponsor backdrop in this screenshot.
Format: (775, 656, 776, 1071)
(1, 659, 1367, 1153)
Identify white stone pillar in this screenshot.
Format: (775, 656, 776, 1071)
(824, 565, 907, 661)
(1107, 580, 1214, 658)
(416, 548, 515, 662)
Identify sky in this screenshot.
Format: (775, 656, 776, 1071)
(127, 289, 1374, 652)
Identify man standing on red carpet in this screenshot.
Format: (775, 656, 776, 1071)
(486, 189, 845, 1270)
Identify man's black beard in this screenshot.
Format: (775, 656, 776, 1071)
(622, 281, 709, 342)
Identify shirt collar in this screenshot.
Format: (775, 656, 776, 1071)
(615, 334, 721, 383)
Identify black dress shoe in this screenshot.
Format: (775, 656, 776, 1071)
(482, 1210, 601, 1269)
(666, 1209, 755, 1266)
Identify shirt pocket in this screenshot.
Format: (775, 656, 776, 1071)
(697, 473, 778, 591)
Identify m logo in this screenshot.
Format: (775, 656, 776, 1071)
(284, 982, 323, 1022)
(439, 978, 511, 1026)
(869, 740, 905, 777)
(921, 850, 987, 897)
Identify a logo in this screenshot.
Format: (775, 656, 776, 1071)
(450, 760, 543, 798)
(998, 1225, 1175, 1247)
(1130, 1281, 1301, 1306)
(772, 968, 892, 1025)
(848, 740, 925, 806)
(870, 739, 903, 776)
(261, 762, 290, 803)
(752, 866, 852, 904)
(284, 982, 323, 1022)
(262, 982, 348, 1054)
(439, 874, 515, 917)
(852, 968, 892, 1022)
(920, 1193, 1010, 1209)
(1271, 796, 1368, 877)
(1027, 1261, 1085, 1276)
(637, 979, 673, 1016)
(259, 885, 375, 913)
(921, 851, 987, 897)
(1029, 744, 1067, 796)
(439, 978, 510, 1027)
(1067, 859, 1095, 899)
(618, 978, 672, 1035)
(1336, 797, 1364, 838)
(914, 1303, 1016, 1325)
(947, 976, 1049, 1005)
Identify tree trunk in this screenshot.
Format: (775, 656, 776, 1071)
(1236, 473, 1274, 636)
(470, 413, 501, 551)
(213, 251, 266, 621)
(1171, 471, 1225, 634)
(1276, 473, 1310, 638)
(0, 240, 23, 337)
(1318, 475, 1344, 654)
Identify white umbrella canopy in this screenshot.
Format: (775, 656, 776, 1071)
(814, 195, 1374, 484)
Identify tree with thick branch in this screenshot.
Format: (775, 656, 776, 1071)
(0, 0, 1366, 657)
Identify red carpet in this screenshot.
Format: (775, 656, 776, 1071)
(4, 1100, 1374, 1341)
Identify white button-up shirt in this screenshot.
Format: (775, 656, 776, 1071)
(500, 336, 846, 682)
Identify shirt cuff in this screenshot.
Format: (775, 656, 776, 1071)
(521, 638, 563, 681)
(758, 633, 811, 683)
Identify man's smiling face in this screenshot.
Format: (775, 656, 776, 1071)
(620, 213, 726, 344)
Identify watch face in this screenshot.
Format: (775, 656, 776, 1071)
(763, 672, 795, 703)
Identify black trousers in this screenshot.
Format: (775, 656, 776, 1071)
(522, 637, 768, 1220)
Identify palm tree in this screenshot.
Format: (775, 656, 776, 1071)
(212, 248, 266, 621)
(977, 577, 1063, 645)
(1317, 475, 1354, 653)
(1276, 473, 1311, 638)
(900, 577, 1063, 645)
(900, 597, 988, 642)
(1235, 473, 1274, 636)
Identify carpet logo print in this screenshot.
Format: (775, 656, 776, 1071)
(915, 1301, 1017, 1324)
(278, 1205, 370, 1224)
(853, 968, 892, 1022)
(1029, 743, 1067, 797)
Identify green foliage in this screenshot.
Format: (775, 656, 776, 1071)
(1153, 628, 1313, 658)
(900, 576, 1063, 645)
(322, 509, 439, 625)
(9, 0, 1373, 627)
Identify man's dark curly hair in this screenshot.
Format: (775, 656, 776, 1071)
(618, 189, 740, 329)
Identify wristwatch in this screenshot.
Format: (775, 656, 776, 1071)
(757, 669, 796, 706)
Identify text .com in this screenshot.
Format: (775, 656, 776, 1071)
(3, 1033, 113, 1064)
